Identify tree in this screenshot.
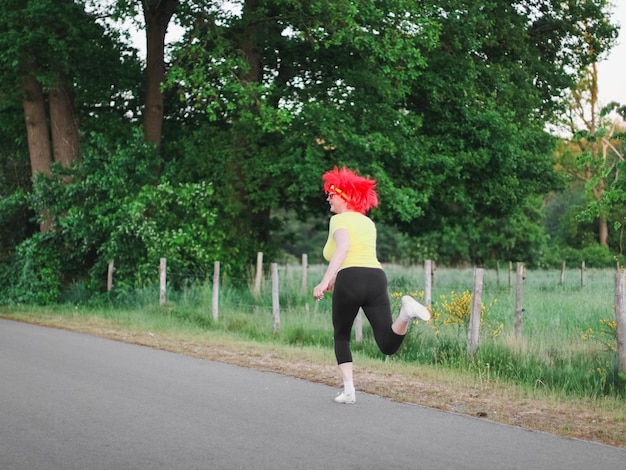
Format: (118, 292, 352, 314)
(0, 98, 36, 265)
(386, 0, 618, 264)
(0, 1, 98, 173)
(154, 0, 620, 269)
(167, 0, 439, 259)
(553, 0, 621, 247)
(49, 74, 81, 167)
(1, 1, 83, 230)
(0, 0, 621, 301)
(141, 0, 179, 146)
(109, 0, 179, 147)
(0, 0, 145, 300)
(1, 1, 143, 169)
(557, 93, 625, 247)
(21, 71, 52, 179)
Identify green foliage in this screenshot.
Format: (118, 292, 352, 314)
(3, 131, 226, 302)
(407, 195, 555, 268)
(0, 0, 622, 303)
(106, 178, 223, 287)
(167, 0, 441, 235)
(164, 0, 616, 274)
(0, 233, 62, 305)
(543, 181, 626, 268)
(0, 99, 37, 263)
(582, 317, 617, 352)
(0, 191, 36, 264)
(401, 1, 571, 236)
(557, 244, 619, 268)
(0, 0, 137, 94)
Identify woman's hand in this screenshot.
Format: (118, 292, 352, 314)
(314, 228, 348, 300)
(313, 277, 335, 300)
(313, 283, 326, 300)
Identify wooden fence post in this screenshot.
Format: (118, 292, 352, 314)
(254, 252, 263, 298)
(496, 261, 500, 288)
(355, 309, 363, 343)
(212, 261, 220, 321)
(271, 263, 280, 333)
(107, 260, 114, 291)
(424, 259, 433, 307)
(581, 261, 586, 289)
(508, 261, 513, 290)
(615, 271, 626, 375)
(159, 258, 167, 305)
(560, 261, 566, 286)
(301, 253, 308, 296)
(514, 262, 524, 339)
(467, 268, 484, 355)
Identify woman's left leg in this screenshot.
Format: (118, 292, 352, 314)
(360, 269, 407, 356)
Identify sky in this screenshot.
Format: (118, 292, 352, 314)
(597, 2, 626, 106)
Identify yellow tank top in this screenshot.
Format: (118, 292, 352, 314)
(322, 212, 382, 270)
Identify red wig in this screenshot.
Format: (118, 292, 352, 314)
(322, 166, 378, 214)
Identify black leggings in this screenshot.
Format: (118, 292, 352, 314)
(332, 267, 405, 364)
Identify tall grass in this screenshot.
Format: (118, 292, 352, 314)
(387, 265, 622, 397)
(11, 264, 625, 398)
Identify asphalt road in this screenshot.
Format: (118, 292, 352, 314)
(1, 318, 624, 470)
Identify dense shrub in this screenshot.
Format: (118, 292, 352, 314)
(1, 234, 62, 305)
(1, 132, 228, 304)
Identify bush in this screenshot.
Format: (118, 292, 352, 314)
(557, 244, 618, 268)
(19, 132, 227, 301)
(0, 191, 37, 264)
(3, 234, 62, 305)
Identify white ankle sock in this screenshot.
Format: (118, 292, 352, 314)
(399, 306, 411, 322)
(343, 382, 355, 394)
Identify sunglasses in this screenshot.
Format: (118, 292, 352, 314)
(327, 184, 350, 201)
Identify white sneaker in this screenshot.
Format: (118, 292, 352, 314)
(401, 296, 431, 321)
(334, 390, 356, 404)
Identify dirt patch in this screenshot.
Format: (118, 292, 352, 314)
(8, 314, 626, 449)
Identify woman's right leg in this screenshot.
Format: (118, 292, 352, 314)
(332, 270, 362, 364)
(334, 362, 355, 403)
(332, 270, 362, 402)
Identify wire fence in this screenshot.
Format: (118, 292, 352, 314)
(105, 254, 626, 373)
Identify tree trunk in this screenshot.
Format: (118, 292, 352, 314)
(241, 0, 262, 85)
(142, 0, 179, 147)
(593, 174, 608, 247)
(599, 213, 609, 247)
(49, 78, 81, 167)
(22, 74, 52, 178)
(22, 73, 53, 232)
(237, 0, 269, 242)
